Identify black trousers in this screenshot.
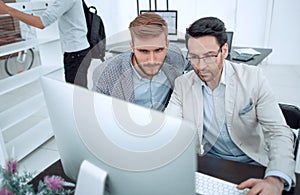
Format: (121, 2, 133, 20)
(63, 47, 91, 88)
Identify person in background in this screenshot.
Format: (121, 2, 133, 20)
(92, 13, 188, 111)
(165, 17, 296, 194)
(0, 0, 91, 88)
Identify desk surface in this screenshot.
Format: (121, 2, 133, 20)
(106, 40, 272, 66)
(30, 155, 299, 194)
(198, 155, 299, 195)
(230, 46, 272, 66)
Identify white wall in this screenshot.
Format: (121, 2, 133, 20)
(268, 0, 300, 65)
(85, 0, 136, 44)
(88, 0, 300, 65)
(235, 0, 271, 48)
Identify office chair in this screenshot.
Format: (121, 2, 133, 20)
(279, 103, 300, 157)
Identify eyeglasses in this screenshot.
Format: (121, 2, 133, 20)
(186, 47, 222, 65)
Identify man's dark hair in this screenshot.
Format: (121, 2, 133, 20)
(185, 17, 227, 48)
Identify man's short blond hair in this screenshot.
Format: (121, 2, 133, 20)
(129, 13, 168, 42)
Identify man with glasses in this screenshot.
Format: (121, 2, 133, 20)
(92, 13, 188, 111)
(165, 17, 295, 194)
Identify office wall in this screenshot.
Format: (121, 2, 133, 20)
(167, 0, 237, 37)
(86, 0, 237, 42)
(234, 0, 270, 48)
(88, 0, 300, 65)
(85, 0, 136, 44)
(268, 0, 300, 65)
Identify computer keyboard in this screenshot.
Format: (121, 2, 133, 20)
(195, 172, 250, 195)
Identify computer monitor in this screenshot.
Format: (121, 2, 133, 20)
(41, 77, 197, 195)
(140, 10, 178, 36)
(226, 31, 234, 55)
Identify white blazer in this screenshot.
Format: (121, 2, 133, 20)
(165, 60, 296, 182)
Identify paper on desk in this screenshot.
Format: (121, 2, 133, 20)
(234, 48, 261, 55)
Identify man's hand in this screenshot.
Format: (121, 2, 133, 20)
(237, 176, 284, 195)
(0, 1, 9, 14)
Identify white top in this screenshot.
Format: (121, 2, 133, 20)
(40, 0, 89, 52)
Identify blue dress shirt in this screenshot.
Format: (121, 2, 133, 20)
(131, 63, 171, 111)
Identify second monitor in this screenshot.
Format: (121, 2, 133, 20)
(140, 10, 178, 39)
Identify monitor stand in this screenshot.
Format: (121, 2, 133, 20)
(75, 160, 108, 195)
